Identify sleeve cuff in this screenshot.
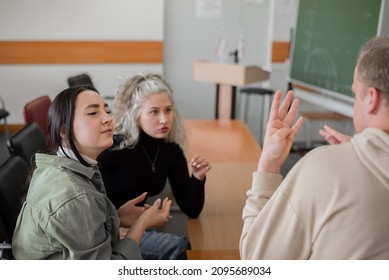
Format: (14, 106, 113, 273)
(251, 171, 283, 194)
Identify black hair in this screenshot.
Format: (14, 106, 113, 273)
(48, 85, 99, 167)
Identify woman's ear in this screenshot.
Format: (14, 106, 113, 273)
(367, 87, 380, 114)
(135, 117, 141, 128)
(60, 125, 67, 140)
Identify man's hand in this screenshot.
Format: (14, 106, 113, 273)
(258, 90, 304, 174)
(319, 125, 351, 145)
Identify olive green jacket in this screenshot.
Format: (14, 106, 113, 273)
(12, 153, 141, 260)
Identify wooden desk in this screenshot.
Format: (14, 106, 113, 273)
(187, 162, 257, 251)
(192, 61, 270, 120)
(187, 249, 240, 260)
(183, 119, 261, 162)
(183, 119, 260, 254)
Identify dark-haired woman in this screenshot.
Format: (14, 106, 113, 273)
(12, 86, 171, 259)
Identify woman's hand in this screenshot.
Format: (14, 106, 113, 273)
(190, 155, 212, 180)
(119, 227, 130, 239)
(137, 197, 172, 228)
(319, 125, 351, 145)
(258, 90, 304, 174)
(117, 192, 150, 228)
(125, 197, 172, 244)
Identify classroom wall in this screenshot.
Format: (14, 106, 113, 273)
(163, 0, 274, 122)
(0, 0, 164, 123)
(163, 0, 336, 143)
(0, 0, 351, 143)
(1, 0, 279, 127)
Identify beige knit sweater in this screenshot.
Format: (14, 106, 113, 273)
(240, 128, 389, 259)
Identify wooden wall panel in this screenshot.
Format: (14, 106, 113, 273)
(0, 124, 24, 135)
(271, 41, 290, 63)
(0, 40, 289, 64)
(0, 41, 163, 64)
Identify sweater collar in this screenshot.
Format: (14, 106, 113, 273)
(139, 130, 165, 148)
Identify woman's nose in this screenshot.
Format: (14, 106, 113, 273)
(159, 114, 167, 124)
(103, 111, 113, 123)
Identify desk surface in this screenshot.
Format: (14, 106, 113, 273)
(187, 162, 257, 250)
(183, 119, 260, 253)
(183, 119, 261, 163)
(187, 249, 240, 260)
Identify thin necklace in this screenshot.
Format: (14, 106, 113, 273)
(140, 144, 160, 173)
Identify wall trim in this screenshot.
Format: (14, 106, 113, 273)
(0, 40, 288, 64)
(0, 123, 24, 135)
(0, 41, 163, 64)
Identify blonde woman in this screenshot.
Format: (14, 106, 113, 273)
(99, 73, 211, 259)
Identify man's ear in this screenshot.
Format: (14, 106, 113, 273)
(367, 87, 380, 114)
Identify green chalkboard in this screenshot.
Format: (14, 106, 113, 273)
(290, 0, 381, 100)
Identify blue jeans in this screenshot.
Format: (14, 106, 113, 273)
(140, 230, 191, 260)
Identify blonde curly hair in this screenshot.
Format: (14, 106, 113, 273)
(112, 73, 185, 149)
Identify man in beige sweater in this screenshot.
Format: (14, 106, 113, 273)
(240, 37, 389, 259)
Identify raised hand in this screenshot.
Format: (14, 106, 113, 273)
(190, 154, 212, 180)
(258, 90, 304, 174)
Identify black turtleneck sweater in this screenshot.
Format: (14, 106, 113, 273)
(98, 132, 205, 218)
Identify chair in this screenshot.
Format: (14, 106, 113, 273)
(0, 213, 13, 259)
(67, 73, 95, 88)
(0, 96, 10, 138)
(23, 95, 52, 146)
(0, 155, 29, 258)
(239, 86, 274, 144)
(67, 73, 116, 104)
(7, 122, 48, 167)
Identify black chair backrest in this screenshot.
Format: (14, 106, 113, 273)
(0, 214, 13, 259)
(67, 73, 95, 88)
(0, 95, 10, 137)
(0, 155, 29, 241)
(0, 212, 10, 243)
(7, 122, 48, 167)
